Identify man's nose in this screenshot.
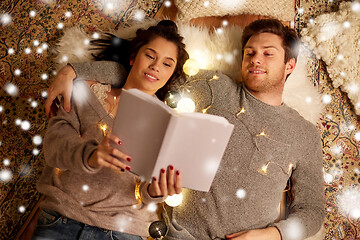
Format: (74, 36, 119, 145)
(250, 54, 262, 65)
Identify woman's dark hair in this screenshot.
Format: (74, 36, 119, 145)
(241, 19, 299, 64)
(91, 20, 189, 100)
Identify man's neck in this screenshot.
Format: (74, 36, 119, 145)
(246, 87, 283, 106)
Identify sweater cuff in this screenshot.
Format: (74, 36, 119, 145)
(82, 140, 102, 174)
(140, 182, 166, 204)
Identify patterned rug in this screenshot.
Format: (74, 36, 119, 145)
(0, 0, 163, 239)
(295, 0, 359, 239)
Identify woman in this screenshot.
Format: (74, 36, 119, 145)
(34, 20, 188, 240)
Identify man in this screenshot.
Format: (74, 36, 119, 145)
(45, 19, 324, 240)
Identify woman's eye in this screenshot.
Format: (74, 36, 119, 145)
(146, 54, 155, 59)
(164, 63, 171, 67)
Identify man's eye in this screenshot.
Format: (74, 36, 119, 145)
(265, 53, 273, 56)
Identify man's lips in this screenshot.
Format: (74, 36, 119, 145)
(144, 73, 159, 81)
(248, 68, 266, 74)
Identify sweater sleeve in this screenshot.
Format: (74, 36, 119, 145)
(70, 61, 127, 86)
(43, 99, 100, 174)
(274, 127, 325, 240)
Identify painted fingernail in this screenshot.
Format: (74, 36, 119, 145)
(161, 168, 166, 174)
(152, 177, 157, 182)
(118, 140, 122, 145)
(126, 157, 131, 162)
(169, 165, 174, 170)
(126, 166, 131, 171)
(176, 170, 180, 175)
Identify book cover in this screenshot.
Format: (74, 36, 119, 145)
(111, 89, 234, 192)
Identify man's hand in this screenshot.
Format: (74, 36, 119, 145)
(45, 65, 76, 118)
(226, 227, 281, 240)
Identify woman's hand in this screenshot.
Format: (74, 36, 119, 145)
(148, 165, 182, 198)
(88, 133, 132, 172)
(45, 65, 76, 118)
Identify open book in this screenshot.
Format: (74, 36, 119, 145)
(111, 89, 234, 192)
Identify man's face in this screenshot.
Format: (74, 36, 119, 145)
(241, 32, 295, 99)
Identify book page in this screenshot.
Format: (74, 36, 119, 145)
(111, 89, 172, 180)
(156, 113, 234, 192)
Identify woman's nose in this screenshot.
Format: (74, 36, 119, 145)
(150, 61, 160, 72)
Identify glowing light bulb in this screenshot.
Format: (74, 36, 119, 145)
(257, 131, 266, 136)
(259, 161, 270, 175)
(176, 97, 195, 113)
(165, 192, 183, 207)
(99, 123, 108, 135)
(183, 59, 199, 76)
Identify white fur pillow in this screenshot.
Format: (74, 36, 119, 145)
(55, 21, 324, 125)
(301, 1, 360, 116)
(174, 0, 295, 22)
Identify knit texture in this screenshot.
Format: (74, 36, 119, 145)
(38, 80, 162, 238)
(174, 0, 295, 21)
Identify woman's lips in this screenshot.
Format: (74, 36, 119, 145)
(144, 73, 159, 82)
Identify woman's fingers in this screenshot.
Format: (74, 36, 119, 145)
(149, 177, 162, 197)
(167, 165, 176, 196)
(159, 168, 168, 197)
(174, 170, 182, 194)
(93, 133, 132, 172)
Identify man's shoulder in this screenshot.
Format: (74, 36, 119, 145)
(283, 104, 320, 136)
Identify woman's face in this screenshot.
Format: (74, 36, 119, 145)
(124, 36, 178, 96)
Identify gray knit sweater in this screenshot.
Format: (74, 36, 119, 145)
(70, 62, 325, 240)
(38, 80, 162, 238)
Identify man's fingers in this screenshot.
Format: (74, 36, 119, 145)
(63, 90, 72, 112)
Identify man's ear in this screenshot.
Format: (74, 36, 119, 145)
(285, 58, 296, 75)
